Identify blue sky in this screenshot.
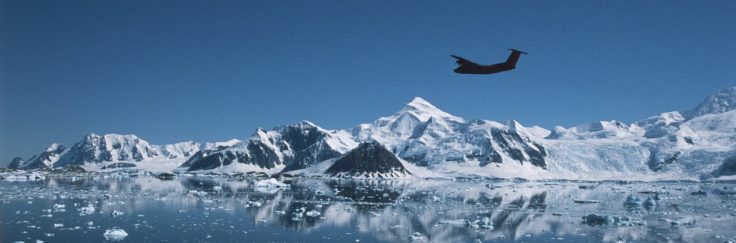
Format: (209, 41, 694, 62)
(1, 0, 735, 163)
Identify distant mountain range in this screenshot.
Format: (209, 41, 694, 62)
(8, 86, 736, 181)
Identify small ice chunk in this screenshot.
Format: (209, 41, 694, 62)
(305, 210, 321, 217)
(465, 217, 493, 229)
(438, 219, 466, 227)
(52, 204, 65, 209)
(103, 229, 128, 241)
(670, 217, 696, 226)
(624, 195, 642, 206)
(582, 214, 645, 226)
(53, 223, 63, 228)
(79, 204, 95, 215)
(410, 232, 427, 242)
(111, 210, 124, 217)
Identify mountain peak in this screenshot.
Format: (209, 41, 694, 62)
(686, 86, 736, 119)
(46, 143, 65, 152)
(294, 120, 319, 129)
(407, 96, 433, 107)
(397, 97, 464, 123)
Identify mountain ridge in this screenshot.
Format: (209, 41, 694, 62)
(7, 86, 736, 181)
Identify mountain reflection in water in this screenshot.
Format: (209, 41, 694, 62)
(1, 175, 735, 242)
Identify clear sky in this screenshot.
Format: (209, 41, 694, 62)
(1, 0, 735, 164)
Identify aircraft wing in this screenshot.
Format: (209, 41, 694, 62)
(450, 55, 479, 66)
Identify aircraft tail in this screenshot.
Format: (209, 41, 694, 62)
(505, 48, 527, 67)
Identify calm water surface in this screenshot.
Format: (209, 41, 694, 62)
(1, 174, 735, 242)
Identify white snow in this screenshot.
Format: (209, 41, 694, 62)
(305, 210, 321, 217)
(10, 86, 736, 181)
(103, 229, 128, 241)
(254, 178, 289, 193)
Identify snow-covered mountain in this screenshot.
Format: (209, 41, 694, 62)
(9, 143, 66, 169)
(178, 86, 736, 180)
(8, 86, 736, 181)
(180, 121, 357, 174)
(352, 97, 548, 169)
(684, 86, 736, 119)
(54, 134, 160, 167)
(10, 133, 201, 170)
(547, 120, 643, 139)
(544, 86, 736, 180)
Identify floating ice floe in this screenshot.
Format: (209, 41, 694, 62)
(78, 204, 95, 215)
(409, 232, 427, 242)
(111, 210, 124, 217)
(437, 219, 467, 227)
(466, 217, 493, 229)
(305, 210, 321, 217)
(2, 172, 46, 181)
(103, 229, 128, 241)
(666, 217, 696, 226)
(624, 195, 643, 206)
(582, 214, 646, 226)
(254, 178, 289, 193)
(291, 207, 306, 221)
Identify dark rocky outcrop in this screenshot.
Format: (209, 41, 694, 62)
(326, 141, 411, 178)
(712, 156, 736, 177)
(7, 157, 24, 169)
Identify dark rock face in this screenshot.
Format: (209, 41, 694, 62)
(470, 138, 503, 167)
(19, 145, 67, 169)
(326, 141, 411, 178)
(490, 128, 547, 168)
(712, 156, 736, 177)
(288, 143, 341, 171)
(182, 145, 242, 171)
(183, 121, 348, 173)
(100, 162, 136, 170)
(648, 151, 681, 171)
(7, 157, 24, 169)
(56, 134, 106, 167)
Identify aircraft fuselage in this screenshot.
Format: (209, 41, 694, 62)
(453, 63, 515, 74)
(452, 49, 526, 75)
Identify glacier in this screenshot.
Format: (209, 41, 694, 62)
(6, 86, 736, 181)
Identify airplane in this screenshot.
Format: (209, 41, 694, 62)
(451, 49, 527, 74)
